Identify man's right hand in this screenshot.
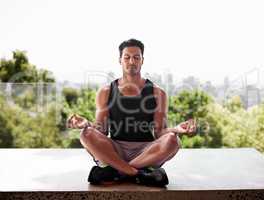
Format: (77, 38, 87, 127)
(66, 114, 91, 129)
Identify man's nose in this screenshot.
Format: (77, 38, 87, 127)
(129, 57, 135, 64)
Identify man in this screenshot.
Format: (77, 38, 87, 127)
(67, 39, 196, 187)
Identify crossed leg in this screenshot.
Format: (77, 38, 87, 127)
(80, 127, 138, 176)
(80, 127, 181, 176)
(129, 132, 181, 169)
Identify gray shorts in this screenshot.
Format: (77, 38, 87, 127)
(94, 139, 177, 168)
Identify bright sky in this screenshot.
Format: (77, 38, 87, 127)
(1, 0, 264, 85)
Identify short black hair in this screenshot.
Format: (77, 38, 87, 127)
(119, 39, 144, 58)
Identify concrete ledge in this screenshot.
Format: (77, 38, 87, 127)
(1, 190, 264, 200)
(1, 148, 264, 200)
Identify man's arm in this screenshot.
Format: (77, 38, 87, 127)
(153, 85, 171, 138)
(66, 85, 110, 133)
(153, 86, 197, 138)
(93, 85, 111, 135)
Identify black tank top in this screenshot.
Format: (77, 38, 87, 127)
(107, 78, 157, 142)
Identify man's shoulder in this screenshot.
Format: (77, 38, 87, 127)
(97, 84, 111, 96)
(95, 84, 111, 107)
(98, 84, 111, 91)
(152, 82, 166, 97)
(97, 78, 118, 94)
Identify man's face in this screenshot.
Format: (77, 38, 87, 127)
(119, 46, 144, 76)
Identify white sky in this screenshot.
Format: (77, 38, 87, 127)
(1, 0, 264, 85)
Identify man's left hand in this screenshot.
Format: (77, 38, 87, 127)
(175, 119, 197, 136)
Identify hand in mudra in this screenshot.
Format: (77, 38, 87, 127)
(175, 119, 197, 136)
(66, 114, 91, 129)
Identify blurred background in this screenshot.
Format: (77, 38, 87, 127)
(0, 0, 264, 152)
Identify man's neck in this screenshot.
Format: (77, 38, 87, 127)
(119, 74, 145, 95)
(121, 74, 142, 85)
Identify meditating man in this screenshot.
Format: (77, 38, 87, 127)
(67, 39, 196, 187)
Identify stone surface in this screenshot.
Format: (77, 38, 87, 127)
(0, 148, 264, 199)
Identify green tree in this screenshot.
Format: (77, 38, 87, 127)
(10, 105, 63, 148)
(0, 50, 55, 83)
(62, 88, 96, 148)
(168, 90, 211, 125)
(168, 90, 212, 148)
(0, 92, 63, 148)
(62, 87, 80, 106)
(224, 95, 243, 113)
(0, 96, 14, 147)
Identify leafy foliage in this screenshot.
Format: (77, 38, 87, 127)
(0, 50, 55, 83)
(0, 50, 263, 151)
(168, 90, 213, 148)
(0, 96, 14, 147)
(61, 88, 96, 148)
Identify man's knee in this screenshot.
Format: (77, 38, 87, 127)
(164, 132, 181, 150)
(80, 127, 97, 143)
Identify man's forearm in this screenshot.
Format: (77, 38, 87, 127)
(156, 127, 179, 138)
(83, 121, 108, 135)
